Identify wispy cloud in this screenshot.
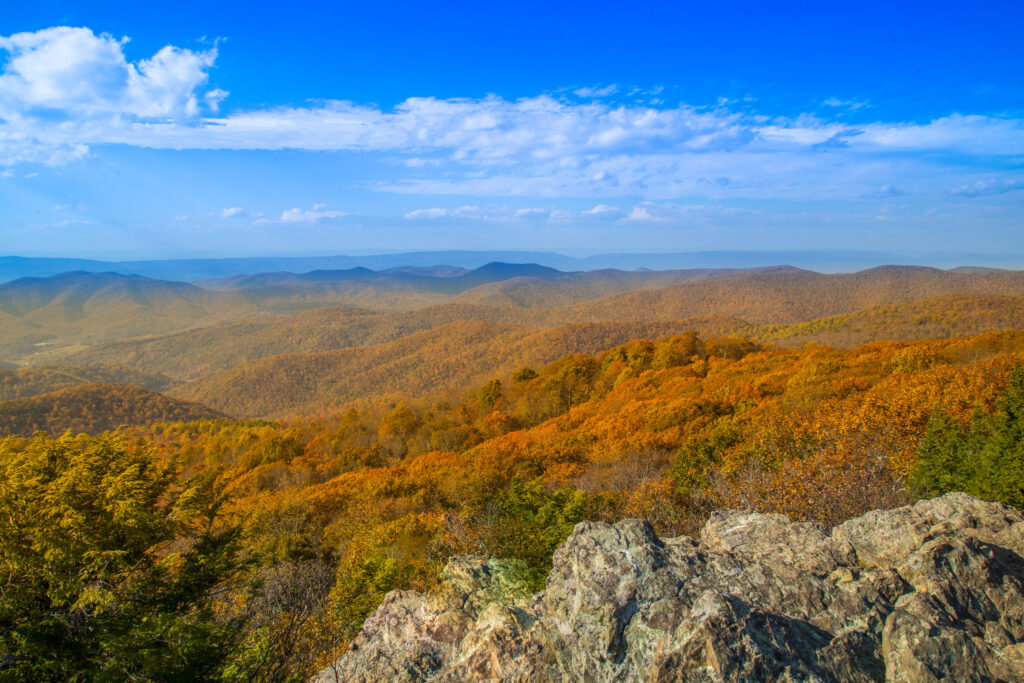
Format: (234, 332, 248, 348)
(404, 205, 481, 220)
(279, 204, 345, 223)
(822, 97, 869, 111)
(860, 184, 905, 199)
(582, 204, 623, 216)
(220, 206, 245, 217)
(573, 84, 618, 98)
(399, 202, 745, 225)
(625, 201, 754, 222)
(951, 178, 1024, 197)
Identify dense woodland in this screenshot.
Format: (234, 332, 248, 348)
(2, 265, 1024, 679)
(0, 383, 225, 436)
(0, 363, 172, 401)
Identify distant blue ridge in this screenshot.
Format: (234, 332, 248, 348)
(1, 251, 1021, 284)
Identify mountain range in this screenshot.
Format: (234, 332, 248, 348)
(1, 261, 1024, 424)
(5, 250, 1024, 283)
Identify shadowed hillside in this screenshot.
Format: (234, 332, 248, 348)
(0, 383, 226, 436)
(0, 364, 173, 401)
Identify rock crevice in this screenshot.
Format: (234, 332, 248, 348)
(316, 493, 1024, 682)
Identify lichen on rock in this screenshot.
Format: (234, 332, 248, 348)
(314, 492, 1024, 682)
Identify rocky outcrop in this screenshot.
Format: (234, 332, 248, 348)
(315, 493, 1024, 682)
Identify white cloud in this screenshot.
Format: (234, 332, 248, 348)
(627, 205, 658, 221)
(861, 184, 905, 199)
(0, 26, 218, 164)
(279, 204, 346, 223)
(402, 203, 651, 224)
(2, 26, 1024, 208)
(220, 206, 245, 217)
(582, 204, 622, 216)
(204, 88, 229, 112)
(404, 207, 450, 219)
(0, 27, 216, 117)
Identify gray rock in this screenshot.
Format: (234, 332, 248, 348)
(315, 493, 1024, 682)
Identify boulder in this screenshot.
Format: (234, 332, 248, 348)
(315, 493, 1024, 682)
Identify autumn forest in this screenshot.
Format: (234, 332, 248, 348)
(0, 261, 1022, 679)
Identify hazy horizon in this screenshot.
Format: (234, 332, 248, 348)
(4, 248, 1024, 285)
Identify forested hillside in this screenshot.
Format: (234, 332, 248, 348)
(0, 272, 260, 363)
(559, 266, 1024, 324)
(0, 266, 697, 364)
(0, 364, 172, 400)
(170, 319, 738, 416)
(746, 293, 1024, 347)
(0, 383, 225, 436)
(4, 325, 1024, 678)
(7, 265, 1024, 369)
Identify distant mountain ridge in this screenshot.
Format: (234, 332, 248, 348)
(0, 271, 212, 315)
(5, 250, 1024, 282)
(199, 262, 568, 293)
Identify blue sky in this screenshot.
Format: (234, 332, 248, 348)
(0, 0, 1022, 258)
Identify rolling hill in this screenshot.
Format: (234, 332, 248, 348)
(53, 267, 1024, 382)
(0, 383, 226, 437)
(56, 304, 554, 380)
(9, 265, 1024, 401)
(746, 294, 1024, 347)
(560, 266, 1024, 324)
(1, 264, 688, 364)
(0, 364, 173, 401)
(169, 318, 741, 417)
(0, 272, 262, 363)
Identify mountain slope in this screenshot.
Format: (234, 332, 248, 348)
(0, 364, 172, 401)
(449, 267, 723, 308)
(170, 318, 740, 417)
(747, 293, 1024, 347)
(0, 383, 226, 436)
(0, 272, 261, 363)
(11, 265, 1024, 371)
(57, 304, 541, 380)
(561, 266, 1024, 324)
